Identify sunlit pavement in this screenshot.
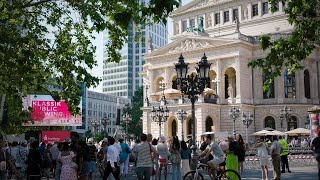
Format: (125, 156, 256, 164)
(92, 166, 317, 180)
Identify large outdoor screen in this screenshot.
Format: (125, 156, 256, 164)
(22, 95, 82, 126)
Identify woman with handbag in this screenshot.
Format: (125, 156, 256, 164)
(58, 142, 77, 180)
(256, 136, 269, 180)
(169, 136, 182, 180)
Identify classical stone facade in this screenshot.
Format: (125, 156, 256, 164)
(141, 0, 320, 141)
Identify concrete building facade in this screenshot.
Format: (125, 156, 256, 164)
(141, 0, 320, 140)
(102, 0, 168, 98)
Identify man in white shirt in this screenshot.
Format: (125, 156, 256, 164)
(271, 136, 282, 180)
(103, 137, 120, 180)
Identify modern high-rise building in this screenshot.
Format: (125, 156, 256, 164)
(102, 0, 168, 98)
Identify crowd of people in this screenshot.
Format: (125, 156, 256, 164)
(0, 131, 319, 180)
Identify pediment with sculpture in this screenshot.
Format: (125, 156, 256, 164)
(146, 36, 240, 58)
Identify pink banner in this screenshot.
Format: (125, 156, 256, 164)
(23, 100, 82, 126)
(42, 131, 70, 144)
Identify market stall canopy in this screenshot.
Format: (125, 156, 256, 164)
(253, 130, 271, 136)
(253, 130, 285, 136)
(285, 128, 310, 136)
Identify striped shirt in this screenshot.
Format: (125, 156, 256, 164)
(134, 142, 157, 167)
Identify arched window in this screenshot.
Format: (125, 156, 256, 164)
(284, 70, 296, 98)
(262, 71, 275, 99)
(265, 116, 275, 129)
(172, 120, 177, 137)
(288, 116, 298, 131)
(304, 70, 311, 99)
(205, 117, 213, 132)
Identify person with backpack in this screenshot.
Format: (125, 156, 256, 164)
(0, 139, 19, 179)
(119, 139, 131, 177)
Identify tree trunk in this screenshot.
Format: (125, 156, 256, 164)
(0, 94, 6, 124)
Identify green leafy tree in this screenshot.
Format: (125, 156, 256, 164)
(121, 86, 143, 137)
(0, 0, 179, 132)
(248, 0, 320, 90)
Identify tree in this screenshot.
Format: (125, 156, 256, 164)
(121, 86, 143, 137)
(0, 0, 179, 130)
(248, 0, 320, 90)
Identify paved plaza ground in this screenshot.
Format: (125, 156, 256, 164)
(95, 166, 318, 180)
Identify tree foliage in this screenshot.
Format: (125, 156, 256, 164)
(248, 0, 320, 90)
(121, 86, 143, 138)
(0, 0, 179, 132)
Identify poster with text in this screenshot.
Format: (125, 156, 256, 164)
(42, 131, 70, 144)
(23, 95, 82, 126)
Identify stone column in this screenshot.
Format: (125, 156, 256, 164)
(248, 3, 252, 19)
(229, 8, 233, 22)
(220, 10, 224, 25)
(238, 5, 243, 21)
(258, 0, 262, 16)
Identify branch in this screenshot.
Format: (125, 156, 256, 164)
(22, 0, 56, 8)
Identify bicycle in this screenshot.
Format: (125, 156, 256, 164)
(183, 160, 241, 180)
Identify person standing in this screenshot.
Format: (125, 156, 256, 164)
(157, 136, 169, 180)
(103, 137, 120, 180)
(279, 136, 291, 173)
(226, 136, 239, 179)
(271, 136, 282, 180)
(134, 133, 158, 180)
(169, 136, 182, 180)
(237, 134, 246, 173)
(58, 142, 77, 180)
(50, 142, 60, 176)
(256, 136, 269, 180)
(119, 139, 131, 177)
(87, 138, 97, 180)
(0, 139, 18, 179)
(151, 139, 159, 180)
(311, 131, 320, 180)
(180, 140, 191, 177)
(15, 140, 29, 180)
(27, 141, 43, 180)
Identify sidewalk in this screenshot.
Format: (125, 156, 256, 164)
(96, 166, 317, 180)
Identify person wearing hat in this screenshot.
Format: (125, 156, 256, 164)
(15, 140, 29, 180)
(157, 136, 169, 180)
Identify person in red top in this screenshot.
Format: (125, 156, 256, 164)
(311, 131, 320, 180)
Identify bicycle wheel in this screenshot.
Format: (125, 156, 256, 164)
(183, 170, 204, 180)
(219, 169, 241, 180)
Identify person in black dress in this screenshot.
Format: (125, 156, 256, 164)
(237, 134, 246, 173)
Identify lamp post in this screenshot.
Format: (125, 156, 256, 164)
(280, 106, 291, 130)
(91, 119, 100, 135)
(229, 106, 240, 139)
(101, 116, 110, 136)
(242, 112, 254, 141)
(150, 102, 169, 138)
(177, 109, 187, 141)
(122, 104, 132, 142)
(174, 53, 211, 170)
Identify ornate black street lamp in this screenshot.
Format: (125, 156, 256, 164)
(242, 112, 254, 141)
(150, 101, 169, 138)
(229, 106, 240, 139)
(90, 119, 100, 135)
(101, 116, 111, 136)
(280, 106, 291, 130)
(174, 53, 211, 170)
(177, 109, 187, 141)
(122, 104, 132, 141)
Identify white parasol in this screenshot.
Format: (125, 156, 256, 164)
(285, 128, 310, 136)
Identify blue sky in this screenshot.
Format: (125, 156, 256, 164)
(90, 0, 192, 92)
